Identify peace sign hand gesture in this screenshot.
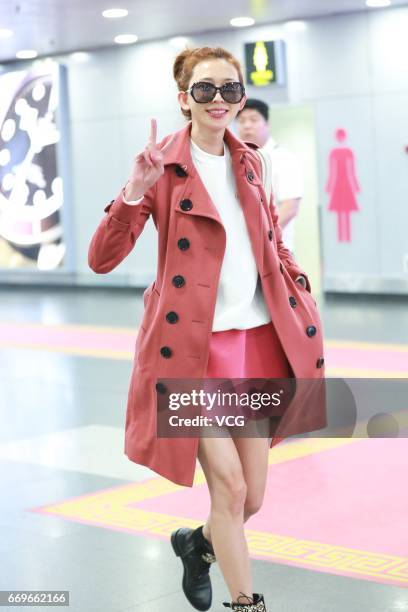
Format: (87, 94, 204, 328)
(124, 119, 175, 201)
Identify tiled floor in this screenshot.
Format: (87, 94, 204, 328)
(0, 286, 407, 611)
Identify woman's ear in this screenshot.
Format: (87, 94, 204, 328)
(178, 91, 190, 114)
(238, 94, 247, 112)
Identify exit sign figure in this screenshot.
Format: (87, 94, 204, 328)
(245, 40, 287, 87)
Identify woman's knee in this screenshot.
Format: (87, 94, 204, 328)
(211, 470, 248, 516)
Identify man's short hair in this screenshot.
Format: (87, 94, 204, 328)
(238, 98, 269, 121)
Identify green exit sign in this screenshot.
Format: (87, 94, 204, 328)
(244, 40, 287, 87)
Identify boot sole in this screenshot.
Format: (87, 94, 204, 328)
(170, 529, 211, 612)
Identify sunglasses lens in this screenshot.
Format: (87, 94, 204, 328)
(191, 82, 216, 103)
(221, 83, 244, 103)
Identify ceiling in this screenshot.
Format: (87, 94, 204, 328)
(1, 0, 408, 64)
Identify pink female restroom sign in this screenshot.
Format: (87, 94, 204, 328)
(325, 128, 361, 242)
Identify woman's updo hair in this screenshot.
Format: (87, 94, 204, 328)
(173, 46, 244, 119)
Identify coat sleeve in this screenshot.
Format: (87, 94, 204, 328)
(88, 182, 156, 274)
(268, 192, 312, 293)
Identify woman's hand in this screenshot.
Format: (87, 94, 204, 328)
(124, 118, 175, 200)
(295, 275, 307, 289)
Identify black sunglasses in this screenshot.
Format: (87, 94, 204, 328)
(185, 81, 246, 104)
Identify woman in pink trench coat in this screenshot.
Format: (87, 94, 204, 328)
(88, 46, 325, 612)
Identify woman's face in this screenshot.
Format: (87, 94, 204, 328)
(179, 58, 247, 132)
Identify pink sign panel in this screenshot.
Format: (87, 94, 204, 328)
(326, 128, 361, 242)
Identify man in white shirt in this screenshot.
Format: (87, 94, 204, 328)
(236, 99, 304, 253)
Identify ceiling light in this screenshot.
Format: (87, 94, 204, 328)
(102, 8, 129, 18)
(114, 34, 138, 44)
(365, 0, 391, 7)
(230, 16, 255, 28)
(16, 50, 38, 59)
(0, 28, 14, 38)
(284, 20, 307, 32)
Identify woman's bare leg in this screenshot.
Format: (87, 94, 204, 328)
(200, 431, 270, 604)
(202, 433, 270, 541)
(198, 434, 252, 602)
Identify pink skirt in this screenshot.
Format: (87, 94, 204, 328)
(204, 320, 291, 447)
(205, 320, 291, 379)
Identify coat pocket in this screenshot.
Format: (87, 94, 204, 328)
(137, 284, 161, 363)
(142, 281, 155, 308)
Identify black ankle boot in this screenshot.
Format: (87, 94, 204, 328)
(223, 592, 267, 611)
(171, 525, 216, 611)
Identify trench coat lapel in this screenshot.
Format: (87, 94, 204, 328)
(163, 121, 265, 267)
(226, 130, 266, 271)
(163, 122, 221, 224)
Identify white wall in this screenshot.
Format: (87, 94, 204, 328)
(2, 5, 408, 293)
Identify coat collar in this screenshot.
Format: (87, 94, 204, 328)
(160, 120, 258, 178)
(162, 121, 265, 256)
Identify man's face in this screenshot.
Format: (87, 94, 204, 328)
(236, 108, 269, 146)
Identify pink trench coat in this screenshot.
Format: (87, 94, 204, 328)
(88, 121, 326, 487)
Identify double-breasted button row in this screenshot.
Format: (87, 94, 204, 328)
(164, 219, 191, 357)
(166, 213, 192, 357)
(273, 258, 322, 368)
(165, 234, 188, 328)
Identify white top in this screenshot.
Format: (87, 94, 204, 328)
(122, 139, 275, 332)
(190, 138, 271, 332)
(261, 137, 304, 252)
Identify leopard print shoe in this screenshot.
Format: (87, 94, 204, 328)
(222, 592, 266, 611)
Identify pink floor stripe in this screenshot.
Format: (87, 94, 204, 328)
(0, 322, 135, 353)
(0, 322, 407, 373)
(325, 346, 408, 372)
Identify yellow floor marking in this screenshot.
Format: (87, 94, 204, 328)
(37, 448, 406, 587)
